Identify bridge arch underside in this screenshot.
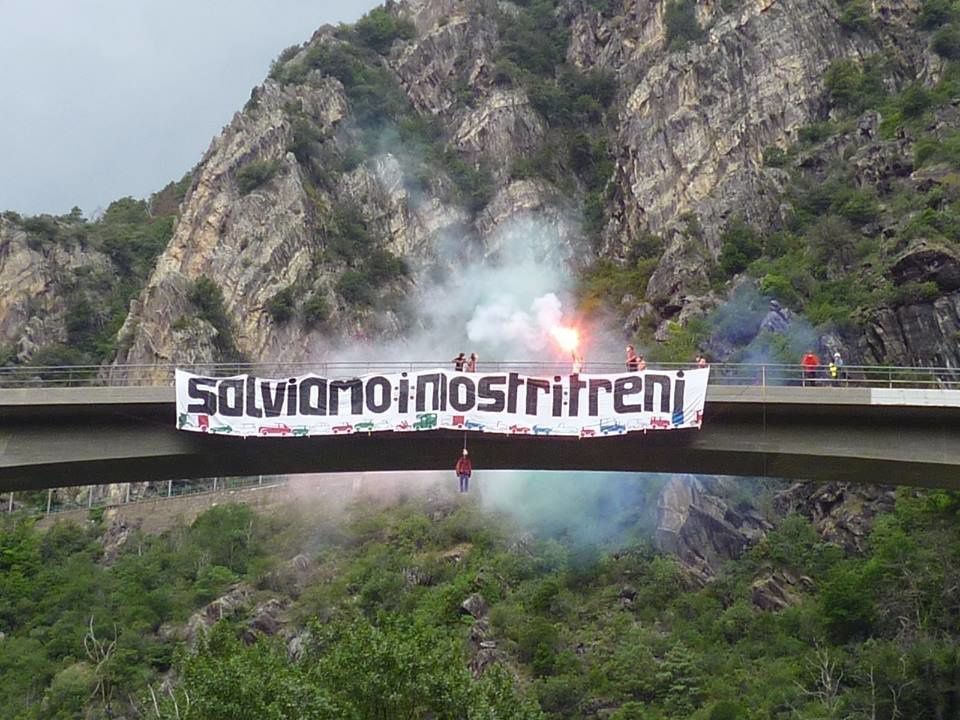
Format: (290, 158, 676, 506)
(1, 400, 959, 492)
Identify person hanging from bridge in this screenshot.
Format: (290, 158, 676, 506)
(456, 448, 473, 493)
(625, 345, 639, 372)
(801, 350, 821, 387)
(467, 352, 478, 372)
(452, 352, 467, 371)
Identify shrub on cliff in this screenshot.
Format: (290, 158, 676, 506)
(236, 159, 281, 195)
(932, 23, 960, 59)
(266, 286, 296, 323)
(664, 0, 704, 50)
(719, 219, 762, 276)
(497, 0, 570, 77)
(188, 276, 244, 361)
(918, 0, 959, 29)
(350, 7, 415, 55)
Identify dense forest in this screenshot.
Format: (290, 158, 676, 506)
(2, 478, 959, 719)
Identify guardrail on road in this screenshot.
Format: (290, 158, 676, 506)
(0, 361, 957, 390)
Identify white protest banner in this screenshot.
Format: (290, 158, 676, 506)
(175, 367, 709, 438)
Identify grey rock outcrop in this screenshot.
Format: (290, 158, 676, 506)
(111, 78, 352, 377)
(860, 290, 960, 368)
(609, 0, 879, 298)
(395, 8, 498, 116)
(0, 217, 112, 361)
(460, 592, 488, 619)
(656, 475, 772, 583)
(751, 570, 813, 612)
(774, 481, 896, 553)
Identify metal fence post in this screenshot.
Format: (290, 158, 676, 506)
(46, 489, 53, 515)
(125, 484, 131, 504)
(87, 487, 93, 509)
(761, 365, 766, 388)
(7, 492, 12, 513)
(168, 480, 173, 497)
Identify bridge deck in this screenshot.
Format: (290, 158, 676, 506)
(0, 384, 958, 491)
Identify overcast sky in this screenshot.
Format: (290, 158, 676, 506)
(0, 0, 379, 216)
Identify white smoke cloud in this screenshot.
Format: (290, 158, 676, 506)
(466, 292, 565, 354)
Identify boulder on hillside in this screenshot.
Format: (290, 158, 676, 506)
(460, 592, 488, 619)
(890, 242, 960, 293)
(751, 571, 812, 611)
(243, 598, 289, 643)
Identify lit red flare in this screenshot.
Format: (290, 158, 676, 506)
(550, 326, 580, 353)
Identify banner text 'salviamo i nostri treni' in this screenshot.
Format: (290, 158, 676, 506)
(175, 368, 709, 438)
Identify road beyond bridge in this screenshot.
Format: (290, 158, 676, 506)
(1, 371, 959, 491)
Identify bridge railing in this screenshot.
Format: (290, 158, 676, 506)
(0, 361, 957, 390)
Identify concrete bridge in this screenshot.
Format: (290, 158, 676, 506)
(1, 371, 959, 491)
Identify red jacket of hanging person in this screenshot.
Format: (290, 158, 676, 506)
(456, 456, 472, 476)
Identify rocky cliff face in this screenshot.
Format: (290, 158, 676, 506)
(0, 217, 112, 362)
(655, 475, 771, 583)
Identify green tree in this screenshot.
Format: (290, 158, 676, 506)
(157, 623, 340, 720)
(655, 642, 702, 716)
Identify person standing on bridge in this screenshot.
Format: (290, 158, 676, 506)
(801, 350, 821, 386)
(452, 352, 467, 371)
(625, 345, 639, 372)
(456, 448, 473, 493)
(467, 352, 478, 372)
(571, 351, 583, 374)
(833, 351, 845, 385)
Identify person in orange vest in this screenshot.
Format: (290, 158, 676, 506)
(801, 350, 821, 386)
(456, 448, 472, 493)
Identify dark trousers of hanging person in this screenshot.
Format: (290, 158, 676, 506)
(458, 473, 470, 493)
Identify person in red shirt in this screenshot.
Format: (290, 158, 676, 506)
(801, 350, 821, 386)
(456, 449, 473, 493)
